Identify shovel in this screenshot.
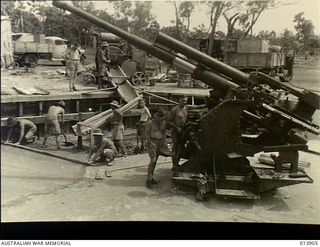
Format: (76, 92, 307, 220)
(60, 123, 74, 146)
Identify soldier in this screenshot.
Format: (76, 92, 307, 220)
(65, 42, 82, 92)
(137, 99, 151, 151)
(63, 43, 71, 77)
(110, 100, 127, 157)
(87, 128, 117, 165)
(145, 110, 167, 188)
(42, 100, 65, 149)
(5, 117, 37, 145)
(96, 41, 110, 89)
(167, 97, 205, 176)
(167, 97, 188, 176)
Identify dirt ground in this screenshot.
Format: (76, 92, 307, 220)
(1, 55, 320, 223)
(1, 142, 320, 223)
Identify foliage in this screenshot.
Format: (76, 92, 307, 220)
(112, 1, 159, 40)
(2, 1, 319, 56)
(294, 12, 315, 51)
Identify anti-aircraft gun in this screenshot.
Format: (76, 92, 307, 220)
(53, 0, 319, 200)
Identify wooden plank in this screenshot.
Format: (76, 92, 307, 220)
(73, 96, 142, 136)
(1, 112, 98, 126)
(2, 142, 90, 166)
(1, 109, 142, 127)
(1, 91, 115, 103)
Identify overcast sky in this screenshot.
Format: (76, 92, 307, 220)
(94, 0, 320, 35)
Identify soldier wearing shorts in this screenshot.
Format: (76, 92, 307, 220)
(5, 117, 37, 145)
(88, 129, 117, 165)
(42, 100, 65, 149)
(167, 97, 188, 176)
(110, 100, 127, 157)
(65, 42, 82, 92)
(144, 110, 167, 188)
(96, 41, 110, 89)
(137, 99, 151, 151)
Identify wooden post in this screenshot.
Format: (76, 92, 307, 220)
(39, 102, 43, 115)
(77, 136, 83, 149)
(77, 112, 83, 149)
(18, 103, 23, 116)
(76, 100, 80, 113)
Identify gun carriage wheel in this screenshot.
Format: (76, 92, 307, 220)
(131, 71, 148, 85)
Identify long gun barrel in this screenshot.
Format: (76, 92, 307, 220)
(52, 0, 239, 91)
(156, 32, 249, 84)
(155, 32, 320, 120)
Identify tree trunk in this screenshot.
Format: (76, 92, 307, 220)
(243, 8, 265, 38)
(173, 2, 180, 40)
(207, 3, 224, 56)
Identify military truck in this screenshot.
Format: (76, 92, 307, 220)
(195, 38, 294, 82)
(12, 33, 68, 66)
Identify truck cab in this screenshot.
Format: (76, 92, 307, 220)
(44, 36, 68, 60)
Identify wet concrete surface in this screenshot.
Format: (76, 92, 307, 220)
(1, 143, 320, 223)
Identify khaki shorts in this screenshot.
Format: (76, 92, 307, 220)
(103, 149, 115, 161)
(45, 118, 61, 136)
(69, 61, 79, 72)
(138, 121, 147, 138)
(112, 124, 124, 140)
(98, 63, 107, 77)
(24, 126, 37, 140)
(147, 138, 162, 159)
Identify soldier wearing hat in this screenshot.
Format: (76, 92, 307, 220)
(5, 117, 37, 145)
(42, 100, 65, 149)
(88, 128, 117, 164)
(96, 41, 111, 89)
(110, 100, 127, 157)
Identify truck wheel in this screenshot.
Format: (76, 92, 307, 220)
(24, 54, 38, 65)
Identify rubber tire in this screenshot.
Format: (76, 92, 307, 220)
(24, 54, 38, 65)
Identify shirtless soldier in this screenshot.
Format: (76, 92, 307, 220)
(5, 117, 37, 145)
(145, 110, 167, 188)
(42, 100, 65, 149)
(167, 97, 188, 176)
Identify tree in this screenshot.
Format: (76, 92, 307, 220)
(294, 12, 315, 53)
(308, 35, 320, 54)
(207, 1, 227, 55)
(171, 2, 185, 40)
(1, 1, 16, 16)
(112, 1, 159, 40)
(257, 30, 278, 44)
(239, 1, 278, 38)
(279, 29, 300, 53)
(179, 1, 196, 32)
